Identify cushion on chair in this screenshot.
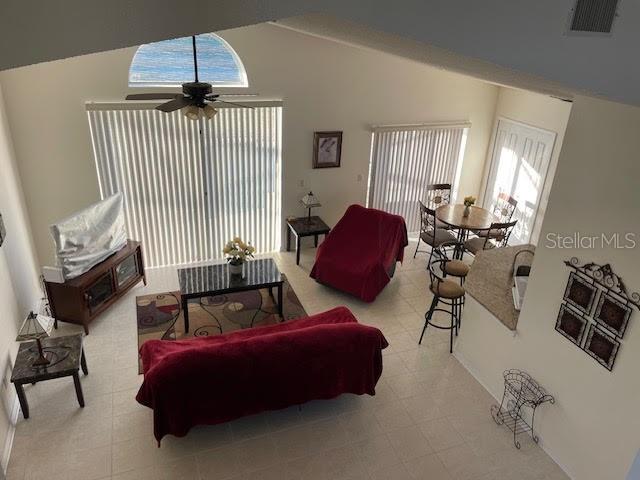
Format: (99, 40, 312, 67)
(420, 228, 456, 247)
(464, 236, 496, 255)
(430, 279, 465, 299)
(444, 259, 470, 277)
(476, 229, 505, 240)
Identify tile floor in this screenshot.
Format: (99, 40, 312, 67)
(6, 242, 568, 480)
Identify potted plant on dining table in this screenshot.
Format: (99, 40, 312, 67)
(463, 195, 476, 218)
(223, 237, 255, 276)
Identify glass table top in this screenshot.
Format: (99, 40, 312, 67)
(178, 258, 283, 296)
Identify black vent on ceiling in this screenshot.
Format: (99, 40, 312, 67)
(569, 0, 619, 33)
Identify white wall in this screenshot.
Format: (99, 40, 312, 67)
(0, 23, 499, 265)
(482, 87, 572, 244)
(456, 95, 640, 480)
(0, 85, 41, 471)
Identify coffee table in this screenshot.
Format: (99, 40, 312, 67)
(11, 334, 88, 419)
(177, 258, 284, 333)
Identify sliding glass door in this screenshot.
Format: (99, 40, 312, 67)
(367, 124, 468, 234)
(483, 118, 556, 244)
(87, 104, 282, 268)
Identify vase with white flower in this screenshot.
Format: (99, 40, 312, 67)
(223, 237, 255, 276)
(463, 196, 476, 218)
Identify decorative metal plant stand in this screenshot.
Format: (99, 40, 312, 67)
(491, 369, 554, 449)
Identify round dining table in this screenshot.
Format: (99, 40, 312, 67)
(436, 204, 499, 256)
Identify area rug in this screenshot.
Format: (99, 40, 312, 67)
(136, 279, 307, 372)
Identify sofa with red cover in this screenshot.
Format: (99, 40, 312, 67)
(136, 306, 388, 443)
(310, 204, 408, 302)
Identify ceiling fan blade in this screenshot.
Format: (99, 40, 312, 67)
(214, 100, 255, 109)
(205, 93, 259, 100)
(126, 93, 181, 100)
(156, 96, 194, 112)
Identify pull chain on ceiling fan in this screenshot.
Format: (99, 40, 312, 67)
(125, 35, 255, 120)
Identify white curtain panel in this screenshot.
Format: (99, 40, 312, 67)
(368, 125, 467, 233)
(87, 104, 282, 268)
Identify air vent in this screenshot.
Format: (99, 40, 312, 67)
(569, 0, 619, 34)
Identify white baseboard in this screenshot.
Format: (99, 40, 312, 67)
(1, 389, 19, 476)
(452, 348, 575, 480)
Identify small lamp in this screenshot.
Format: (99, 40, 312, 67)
(16, 312, 55, 367)
(300, 191, 321, 222)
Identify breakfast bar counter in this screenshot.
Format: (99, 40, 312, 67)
(465, 244, 535, 330)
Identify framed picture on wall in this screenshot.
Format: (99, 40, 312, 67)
(313, 131, 342, 168)
(555, 303, 588, 346)
(593, 292, 632, 339)
(563, 272, 598, 315)
(583, 323, 620, 371)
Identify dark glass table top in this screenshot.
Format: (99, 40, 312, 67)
(11, 334, 83, 384)
(178, 258, 284, 297)
(287, 216, 331, 236)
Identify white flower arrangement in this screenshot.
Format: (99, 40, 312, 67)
(223, 237, 255, 265)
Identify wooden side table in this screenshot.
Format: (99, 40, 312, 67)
(11, 334, 88, 419)
(286, 216, 331, 265)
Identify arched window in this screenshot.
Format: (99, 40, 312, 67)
(129, 33, 248, 87)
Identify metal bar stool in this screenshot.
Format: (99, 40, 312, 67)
(436, 241, 470, 330)
(419, 257, 466, 353)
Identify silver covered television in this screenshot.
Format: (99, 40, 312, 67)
(50, 193, 127, 279)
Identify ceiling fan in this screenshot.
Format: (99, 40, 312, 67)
(125, 35, 255, 120)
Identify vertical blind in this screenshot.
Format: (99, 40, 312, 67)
(87, 104, 282, 268)
(368, 124, 468, 233)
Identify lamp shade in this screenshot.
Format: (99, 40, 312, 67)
(300, 191, 321, 208)
(16, 312, 54, 342)
(202, 104, 218, 119)
(182, 105, 200, 121)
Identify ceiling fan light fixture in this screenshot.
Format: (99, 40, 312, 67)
(182, 105, 200, 121)
(203, 104, 218, 119)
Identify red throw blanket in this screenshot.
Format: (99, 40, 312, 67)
(137, 307, 388, 443)
(310, 204, 408, 302)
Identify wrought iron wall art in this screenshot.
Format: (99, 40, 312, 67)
(491, 369, 554, 449)
(556, 258, 639, 371)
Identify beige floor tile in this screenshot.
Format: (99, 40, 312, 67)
(418, 417, 465, 452)
(353, 435, 403, 474)
(386, 425, 434, 461)
(404, 453, 454, 480)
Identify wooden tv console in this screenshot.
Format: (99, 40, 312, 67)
(44, 240, 146, 334)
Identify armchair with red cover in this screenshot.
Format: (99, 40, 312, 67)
(310, 204, 408, 302)
(136, 306, 388, 444)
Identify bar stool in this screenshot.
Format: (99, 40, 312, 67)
(419, 258, 466, 353)
(436, 241, 470, 286)
(436, 241, 470, 330)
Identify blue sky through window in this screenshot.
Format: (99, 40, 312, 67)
(129, 33, 248, 87)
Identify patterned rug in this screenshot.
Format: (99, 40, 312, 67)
(136, 279, 307, 372)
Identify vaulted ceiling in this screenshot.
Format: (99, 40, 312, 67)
(1, 0, 637, 105)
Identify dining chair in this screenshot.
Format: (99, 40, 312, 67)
(419, 256, 465, 354)
(476, 193, 517, 239)
(464, 220, 518, 255)
(425, 183, 452, 209)
(414, 200, 457, 262)
(436, 240, 470, 285)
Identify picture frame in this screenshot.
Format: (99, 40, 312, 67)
(593, 292, 632, 339)
(583, 323, 620, 371)
(555, 303, 588, 347)
(313, 131, 342, 169)
(563, 272, 598, 315)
